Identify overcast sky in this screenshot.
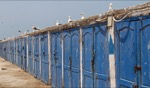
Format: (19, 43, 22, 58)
(0, 1, 148, 39)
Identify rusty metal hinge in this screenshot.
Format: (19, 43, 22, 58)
(134, 66, 141, 73)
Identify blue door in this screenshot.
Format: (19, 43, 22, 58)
(63, 31, 71, 88)
(63, 29, 80, 88)
(28, 36, 33, 75)
(82, 26, 94, 88)
(44, 34, 49, 84)
(93, 24, 110, 87)
(10, 41, 12, 63)
(139, 17, 150, 88)
(51, 33, 56, 87)
(12, 41, 14, 63)
(11, 41, 14, 63)
(82, 24, 110, 88)
(41, 33, 49, 84)
(21, 38, 24, 69)
(51, 32, 62, 88)
(18, 39, 21, 67)
(115, 20, 137, 88)
(34, 35, 40, 79)
(19, 39, 21, 67)
(23, 38, 27, 71)
(40, 35, 44, 81)
(14, 40, 17, 65)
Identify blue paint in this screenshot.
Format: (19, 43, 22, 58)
(18, 39, 22, 67)
(14, 40, 17, 65)
(116, 20, 137, 87)
(139, 17, 150, 88)
(28, 36, 33, 75)
(62, 28, 80, 88)
(94, 24, 110, 88)
(34, 35, 40, 79)
(109, 36, 114, 54)
(51, 32, 62, 88)
(40, 33, 49, 84)
(23, 37, 27, 71)
(20, 38, 24, 69)
(82, 23, 110, 88)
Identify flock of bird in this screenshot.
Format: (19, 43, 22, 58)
(19, 3, 113, 35)
(31, 3, 113, 32)
(31, 13, 85, 32)
(3, 3, 113, 40)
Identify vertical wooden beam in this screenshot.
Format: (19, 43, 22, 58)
(108, 16, 116, 88)
(79, 28, 83, 88)
(61, 33, 64, 87)
(32, 36, 34, 75)
(26, 36, 29, 71)
(16, 39, 18, 65)
(48, 31, 51, 84)
(22, 37, 24, 69)
(39, 34, 42, 79)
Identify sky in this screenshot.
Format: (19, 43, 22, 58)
(0, 1, 149, 39)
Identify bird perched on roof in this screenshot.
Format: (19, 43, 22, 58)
(18, 30, 21, 33)
(32, 25, 40, 32)
(56, 20, 62, 26)
(80, 13, 85, 19)
(68, 16, 73, 23)
(109, 3, 113, 11)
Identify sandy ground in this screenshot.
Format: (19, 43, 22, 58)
(0, 57, 50, 88)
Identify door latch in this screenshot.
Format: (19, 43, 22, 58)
(134, 66, 141, 73)
(132, 84, 138, 88)
(69, 57, 72, 70)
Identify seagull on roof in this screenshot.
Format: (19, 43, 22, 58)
(80, 13, 85, 19)
(18, 30, 21, 33)
(109, 3, 113, 11)
(68, 16, 73, 23)
(56, 20, 61, 26)
(32, 25, 39, 31)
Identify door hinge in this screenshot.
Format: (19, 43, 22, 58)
(134, 66, 141, 73)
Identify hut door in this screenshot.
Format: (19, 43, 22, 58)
(139, 18, 150, 88)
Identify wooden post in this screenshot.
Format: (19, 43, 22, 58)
(79, 27, 83, 88)
(48, 31, 51, 85)
(108, 16, 116, 88)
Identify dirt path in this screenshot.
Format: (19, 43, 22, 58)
(0, 57, 50, 88)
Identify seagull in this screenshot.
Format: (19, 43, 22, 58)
(96, 14, 102, 22)
(109, 3, 113, 11)
(32, 25, 39, 31)
(18, 30, 21, 33)
(68, 16, 72, 23)
(56, 20, 61, 26)
(80, 13, 85, 19)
